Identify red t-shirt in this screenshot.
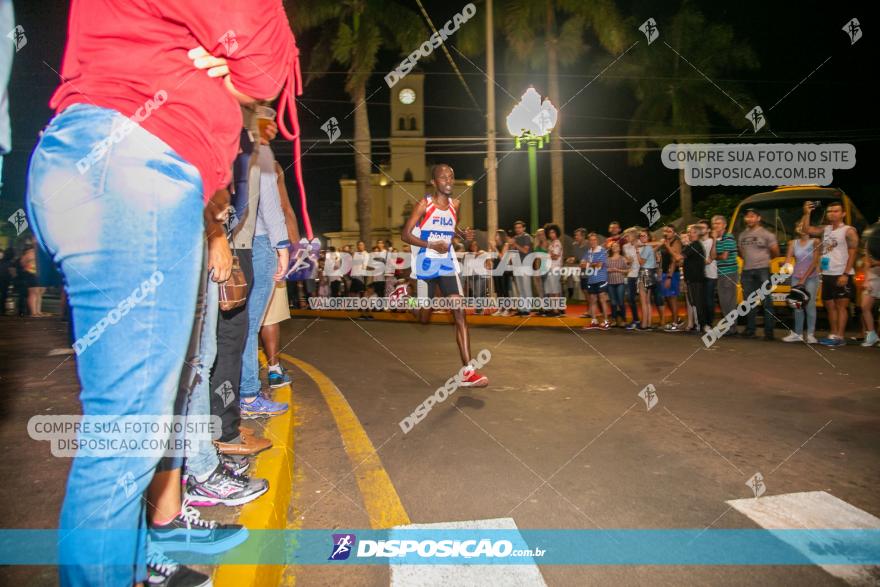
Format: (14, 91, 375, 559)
(50, 0, 298, 201)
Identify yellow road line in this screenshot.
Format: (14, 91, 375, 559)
(280, 353, 411, 529)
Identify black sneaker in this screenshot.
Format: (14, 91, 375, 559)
(184, 464, 268, 507)
(220, 453, 251, 477)
(146, 546, 211, 586)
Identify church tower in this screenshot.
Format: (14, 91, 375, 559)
(326, 71, 474, 249)
(389, 73, 425, 183)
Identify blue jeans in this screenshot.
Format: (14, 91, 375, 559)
(741, 267, 776, 336)
(608, 283, 626, 320)
(185, 278, 221, 479)
(793, 275, 819, 336)
(240, 235, 276, 399)
(27, 104, 203, 585)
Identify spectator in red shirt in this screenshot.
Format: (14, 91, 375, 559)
(25, 2, 300, 585)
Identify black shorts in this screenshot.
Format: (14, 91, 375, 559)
(349, 277, 365, 293)
(371, 280, 386, 296)
(586, 281, 608, 295)
(416, 275, 462, 299)
(821, 274, 855, 301)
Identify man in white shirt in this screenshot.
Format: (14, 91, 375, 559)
(698, 219, 717, 331)
(799, 200, 858, 347)
(622, 228, 641, 329)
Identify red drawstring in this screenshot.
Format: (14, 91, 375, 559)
(277, 50, 314, 241)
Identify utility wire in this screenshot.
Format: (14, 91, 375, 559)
(411, 0, 483, 113)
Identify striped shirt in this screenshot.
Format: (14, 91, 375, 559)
(715, 233, 738, 275)
(606, 256, 628, 285)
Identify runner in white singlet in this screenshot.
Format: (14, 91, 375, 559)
(399, 164, 488, 387)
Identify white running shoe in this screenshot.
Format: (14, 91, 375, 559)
(862, 331, 879, 347)
(806, 334, 818, 344)
(782, 332, 803, 343)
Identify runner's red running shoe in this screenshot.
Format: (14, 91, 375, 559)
(459, 368, 488, 387)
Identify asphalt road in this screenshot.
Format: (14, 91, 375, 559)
(284, 315, 880, 586)
(2, 313, 879, 586)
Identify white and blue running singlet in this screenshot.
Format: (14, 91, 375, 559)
(411, 195, 460, 279)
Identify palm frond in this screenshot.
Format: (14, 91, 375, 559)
(555, 14, 587, 66)
(302, 28, 337, 86)
(287, 0, 344, 33)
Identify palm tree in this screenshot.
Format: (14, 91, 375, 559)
(289, 1, 426, 243)
(504, 0, 627, 234)
(622, 3, 758, 222)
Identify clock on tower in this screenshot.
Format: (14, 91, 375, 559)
(389, 72, 425, 182)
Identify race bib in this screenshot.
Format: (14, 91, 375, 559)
(424, 232, 451, 258)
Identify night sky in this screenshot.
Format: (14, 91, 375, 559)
(3, 1, 878, 239)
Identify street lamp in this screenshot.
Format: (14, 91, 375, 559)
(506, 87, 558, 233)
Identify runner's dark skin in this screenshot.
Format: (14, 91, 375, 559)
(401, 164, 475, 365)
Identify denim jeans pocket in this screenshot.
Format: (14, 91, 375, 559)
(28, 105, 119, 215)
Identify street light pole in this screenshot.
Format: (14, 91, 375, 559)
(507, 88, 556, 235)
(527, 139, 539, 233)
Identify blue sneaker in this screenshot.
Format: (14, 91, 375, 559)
(149, 501, 249, 555)
(625, 321, 640, 331)
(818, 336, 846, 347)
(268, 368, 291, 388)
(241, 395, 288, 419)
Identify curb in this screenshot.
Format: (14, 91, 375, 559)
(212, 373, 295, 587)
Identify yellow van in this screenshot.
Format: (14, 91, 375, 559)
(729, 186, 869, 308)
